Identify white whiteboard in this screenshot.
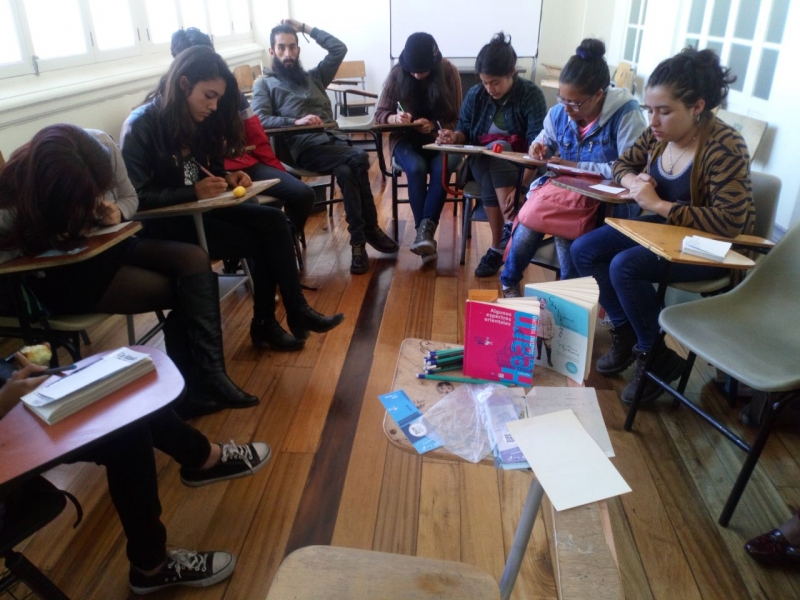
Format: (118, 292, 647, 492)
(390, 1, 543, 59)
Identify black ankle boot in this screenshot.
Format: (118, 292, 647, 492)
(596, 321, 637, 375)
(250, 317, 305, 351)
(546, 347, 553, 367)
(171, 273, 259, 410)
(286, 304, 345, 341)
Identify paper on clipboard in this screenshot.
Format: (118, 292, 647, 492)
(590, 183, 626, 194)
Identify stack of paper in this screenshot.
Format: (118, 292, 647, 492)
(22, 347, 155, 425)
(681, 235, 732, 261)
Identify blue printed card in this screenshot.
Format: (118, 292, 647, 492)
(378, 390, 444, 454)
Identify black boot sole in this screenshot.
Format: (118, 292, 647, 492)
(596, 354, 635, 375)
(289, 313, 345, 342)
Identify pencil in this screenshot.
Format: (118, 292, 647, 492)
(426, 347, 464, 358)
(645, 151, 651, 175)
(425, 355, 464, 366)
(192, 158, 215, 178)
(436, 120, 443, 131)
(421, 364, 462, 374)
(397, 101, 405, 113)
(416, 373, 516, 387)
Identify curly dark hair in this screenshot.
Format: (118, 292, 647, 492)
(0, 124, 112, 255)
(145, 46, 246, 159)
(647, 47, 736, 116)
(171, 27, 213, 58)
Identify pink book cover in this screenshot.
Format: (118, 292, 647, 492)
(463, 301, 539, 386)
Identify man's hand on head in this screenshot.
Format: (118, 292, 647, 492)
(281, 19, 311, 34)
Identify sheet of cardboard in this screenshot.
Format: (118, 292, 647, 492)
(507, 410, 631, 511)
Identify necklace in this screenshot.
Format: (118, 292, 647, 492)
(666, 136, 696, 174)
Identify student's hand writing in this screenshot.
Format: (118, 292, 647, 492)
(224, 172, 252, 188)
(413, 118, 434, 134)
(294, 114, 324, 126)
(95, 199, 122, 226)
(195, 176, 229, 199)
(436, 129, 457, 144)
(0, 358, 48, 419)
(529, 142, 547, 160)
(393, 111, 412, 124)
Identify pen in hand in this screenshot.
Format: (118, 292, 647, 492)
(436, 120, 443, 131)
(192, 158, 216, 179)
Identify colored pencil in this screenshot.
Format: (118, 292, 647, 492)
(416, 373, 516, 387)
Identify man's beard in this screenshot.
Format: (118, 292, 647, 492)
(273, 57, 308, 87)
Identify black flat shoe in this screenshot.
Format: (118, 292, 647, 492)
(250, 318, 305, 351)
(287, 306, 345, 341)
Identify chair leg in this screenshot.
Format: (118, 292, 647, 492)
(460, 197, 472, 265)
(727, 378, 740, 408)
(391, 171, 399, 241)
(4, 550, 70, 599)
(624, 330, 667, 431)
(79, 330, 91, 345)
(718, 392, 795, 526)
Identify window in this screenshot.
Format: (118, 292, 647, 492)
(1, 0, 251, 79)
(683, 0, 787, 101)
(623, 0, 648, 68)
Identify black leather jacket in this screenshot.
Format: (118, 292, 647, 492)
(120, 101, 225, 210)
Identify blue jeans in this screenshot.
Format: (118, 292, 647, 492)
(393, 139, 447, 228)
(501, 225, 580, 287)
(570, 216, 727, 351)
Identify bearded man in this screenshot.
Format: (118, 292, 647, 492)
(251, 19, 398, 274)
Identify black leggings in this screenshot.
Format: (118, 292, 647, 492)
(140, 203, 304, 318)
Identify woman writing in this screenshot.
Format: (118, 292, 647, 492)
(500, 39, 646, 294)
(121, 46, 343, 352)
(570, 48, 754, 403)
(374, 32, 461, 262)
(0, 124, 261, 418)
(437, 32, 547, 277)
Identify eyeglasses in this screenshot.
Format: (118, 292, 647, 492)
(555, 94, 593, 110)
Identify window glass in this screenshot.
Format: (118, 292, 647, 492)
(766, 0, 789, 43)
(706, 40, 724, 56)
(145, 0, 180, 44)
(230, 0, 249, 33)
(88, 0, 135, 51)
(727, 43, 751, 91)
(753, 48, 778, 100)
(23, 0, 86, 60)
(179, 0, 206, 30)
(734, 0, 759, 40)
(207, 0, 229, 36)
(0, 0, 22, 65)
(624, 27, 637, 62)
(628, 0, 641, 23)
(709, 0, 731, 37)
(687, 0, 707, 34)
(685, 37, 699, 49)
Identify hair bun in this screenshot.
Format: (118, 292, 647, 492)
(490, 31, 511, 46)
(575, 38, 606, 61)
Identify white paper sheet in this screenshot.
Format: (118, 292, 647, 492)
(590, 183, 626, 194)
(507, 410, 631, 511)
(526, 387, 614, 457)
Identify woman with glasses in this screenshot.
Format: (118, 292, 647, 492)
(500, 39, 646, 294)
(436, 32, 547, 277)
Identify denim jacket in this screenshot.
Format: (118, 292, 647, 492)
(456, 76, 547, 147)
(534, 87, 646, 180)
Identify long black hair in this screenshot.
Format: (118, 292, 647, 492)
(146, 45, 245, 158)
(388, 62, 460, 123)
(647, 47, 736, 118)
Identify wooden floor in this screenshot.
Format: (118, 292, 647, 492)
(4, 147, 800, 600)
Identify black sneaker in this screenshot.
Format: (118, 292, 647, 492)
(475, 249, 504, 277)
(502, 283, 522, 298)
(180, 441, 271, 487)
(351, 243, 369, 274)
(621, 345, 686, 404)
(596, 322, 637, 375)
(364, 226, 399, 253)
(129, 550, 235, 594)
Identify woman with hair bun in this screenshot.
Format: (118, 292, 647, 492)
(571, 47, 755, 404)
(500, 38, 647, 292)
(437, 32, 547, 277)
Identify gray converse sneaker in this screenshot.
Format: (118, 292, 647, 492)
(129, 550, 235, 594)
(180, 441, 271, 487)
(411, 218, 437, 256)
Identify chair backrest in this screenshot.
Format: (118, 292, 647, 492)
(735, 218, 800, 302)
(233, 64, 254, 91)
(717, 109, 768, 158)
(251, 64, 263, 79)
(0, 150, 5, 171)
(334, 60, 367, 82)
(612, 62, 635, 93)
(750, 171, 781, 240)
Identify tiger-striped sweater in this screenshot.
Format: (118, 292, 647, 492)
(613, 116, 755, 238)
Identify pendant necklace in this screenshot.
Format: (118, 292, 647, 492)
(667, 136, 696, 174)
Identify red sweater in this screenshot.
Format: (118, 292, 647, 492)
(224, 108, 285, 172)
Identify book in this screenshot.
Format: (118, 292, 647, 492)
(526, 387, 614, 457)
(21, 347, 155, 425)
(522, 277, 600, 383)
(463, 293, 539, 386)
(681, 235, 732, 262)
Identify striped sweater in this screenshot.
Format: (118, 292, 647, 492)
(613, 117, 755, 238)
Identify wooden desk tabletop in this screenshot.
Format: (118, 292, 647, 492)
(422, 143, 486, 155)
(0, 221, 141, 275)
(262, 122, 337, 135)
(605, 217, 757, 268)
(481, 149, 547, 167)
(371, 121, 423, 132)
(132, 179, 278, 219)
(551, 175, 632, 204)
(382, 338, 622, 600)
(0, 347, 184, 485)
